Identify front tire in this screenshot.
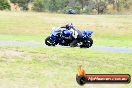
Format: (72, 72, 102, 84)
(45, 36, 56, 46)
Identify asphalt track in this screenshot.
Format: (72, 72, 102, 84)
(0, 40, 132, 53)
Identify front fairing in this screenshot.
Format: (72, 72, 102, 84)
(49, 27, 71, 45)
(81, 30, 93, 38)
(51, 28, 61, 36)
(50, 31, 63, 44)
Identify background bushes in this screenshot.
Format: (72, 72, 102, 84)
(0, 0, 10, 10)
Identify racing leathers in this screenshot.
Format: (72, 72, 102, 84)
(61, 26, 83, 47)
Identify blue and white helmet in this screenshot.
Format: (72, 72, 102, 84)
(66, 22, 73, 29)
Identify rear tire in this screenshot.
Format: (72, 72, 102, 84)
(80, 37, 93, 48)
(86, 37, 93, 48)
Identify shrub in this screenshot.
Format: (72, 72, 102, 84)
(0, 0, 10, 10)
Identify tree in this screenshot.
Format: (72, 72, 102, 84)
(10, 0, 31, 10)
(0, 0, 10, 10)
(33, 0, 45, 11)
(77, 0, 86, 10)
(95, 0, 106, 14)
(49, 0, 58, 12)
(7, 0, 132, 14)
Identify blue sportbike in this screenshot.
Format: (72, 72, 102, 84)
(45, 27, 93, 48)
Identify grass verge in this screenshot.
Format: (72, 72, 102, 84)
(0, 46, 131, 88)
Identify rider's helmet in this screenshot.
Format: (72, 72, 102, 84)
(62, 30, 71, 39)
(66, 22, 73, 30)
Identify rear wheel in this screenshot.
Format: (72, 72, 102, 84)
(86, 37, 93, 48)
(80, 37, 93, 48)
(45, 36, 56, 46)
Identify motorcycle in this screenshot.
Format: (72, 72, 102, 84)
(45, 27, 93, 48)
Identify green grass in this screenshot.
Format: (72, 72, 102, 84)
(0, 46, 132, 88)
(0, 34, 43, 42)
(0, 11, 132, 47)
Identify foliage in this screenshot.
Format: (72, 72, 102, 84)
(33, 0, 45, 11)
(3, 0, 132, 14)
(0, 0, 10, 10)
(10, 0, 31, 10)
(64, 1, 81, 13)
(96, 1, 106, 14)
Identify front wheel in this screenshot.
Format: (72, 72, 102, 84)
(45, 36, 56, 46)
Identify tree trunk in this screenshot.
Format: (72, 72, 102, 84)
(96, 0, 99, 14)
(81, 0, 84, 10)
(116, 0, 120, 12)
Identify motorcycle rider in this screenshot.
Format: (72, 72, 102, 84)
(61, 22, 83, 47)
